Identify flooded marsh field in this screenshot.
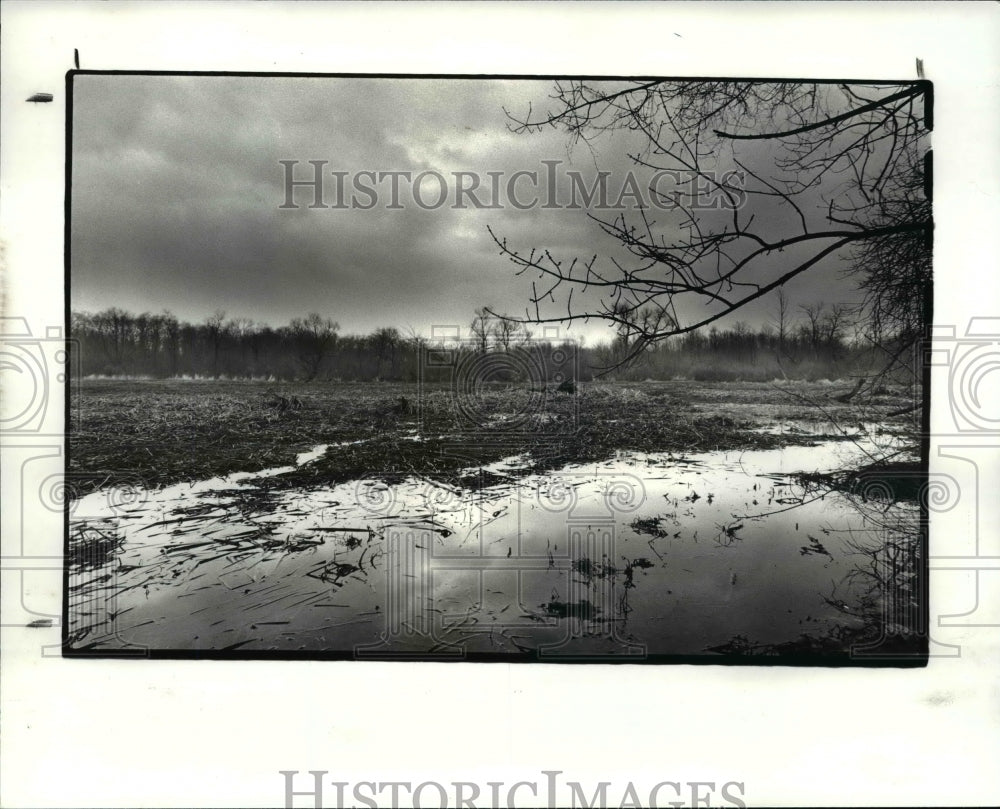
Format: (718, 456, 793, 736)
(67, 379, 925, 662)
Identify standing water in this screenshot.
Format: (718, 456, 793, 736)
(67, 433, 917, 658)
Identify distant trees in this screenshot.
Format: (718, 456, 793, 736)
(610, 304, 676, 363)
(74, 308, 133, 370)
(370, 327, 401, 378)
(204, 310, 228, 376)
(288, 313, 340, 381)
(772, 289, 791, 354)
(469, 307, 492, 354)
(491, 80, 931, 393)
(73, 308, 330, 380)
(73, 308, 178, 376)
(494, 316, 526, 353)
(796, 302, 854, 360)
(72, 302, 867, 384)
(469, 307, 532, 354)
(602, 316, 871, 383)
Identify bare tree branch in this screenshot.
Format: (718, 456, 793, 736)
(490, 80, 931, 387)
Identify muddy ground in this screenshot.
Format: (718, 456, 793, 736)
(65, 379, 925, 661)
(69, 378, 918, 496)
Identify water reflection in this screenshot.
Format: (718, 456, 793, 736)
(67, 433, 920, 658)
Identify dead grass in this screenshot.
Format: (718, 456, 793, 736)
(69, 378, 918, 497)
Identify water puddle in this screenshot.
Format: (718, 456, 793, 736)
(751, 419, 906, 440)
(67, 432, 917, 657)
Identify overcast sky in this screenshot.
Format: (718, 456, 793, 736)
(71, 75, 865, 344)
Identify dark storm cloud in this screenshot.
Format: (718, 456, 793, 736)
(71, 75, 861, 343)
(72, 76, 590, 333)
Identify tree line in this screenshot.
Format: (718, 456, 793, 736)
(73, 308, 405, 381)
(491, 80, 930, 401)
(71, 304, 891, 385)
